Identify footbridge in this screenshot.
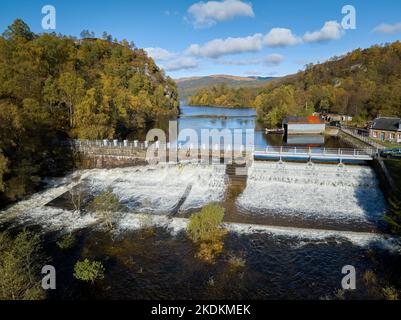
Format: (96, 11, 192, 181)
(253, 146, 375, 162)
(71, 139, 376, 167)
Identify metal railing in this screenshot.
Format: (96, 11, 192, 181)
(71, 139, 375, 160)
(340, 127, 385, 151)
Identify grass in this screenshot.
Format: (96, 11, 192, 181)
(56, 233, 76, 250)
(384, 160, 401, 193)
(370, 138, 401, 148)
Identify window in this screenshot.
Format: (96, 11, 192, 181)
(372, 131, 378, 138)
(390, 133, 396, 140)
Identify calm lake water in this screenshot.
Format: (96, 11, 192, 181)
(138, 104, 350, 148)
(177, 104, 349, 148)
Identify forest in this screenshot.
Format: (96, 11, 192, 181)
(188, 42, 401, 128)
(0, 19, 179, 206)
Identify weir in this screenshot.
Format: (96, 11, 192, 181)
(71, 139, 376, 168)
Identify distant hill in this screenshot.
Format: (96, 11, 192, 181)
(176, 74, 275, 100)
(185, 42, 401, 124)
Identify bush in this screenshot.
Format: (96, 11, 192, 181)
(56, 234, 76, 250)
(363, 270, 377, 286)
(89, 189, 124, 229)
(227, 253, 246, 271)
(187, 204, 226, 243)
(187, 204, 227, 262)
(73, 259, 105, 284)
(382, 287, 399, 300)
(0, 230, 46, 300)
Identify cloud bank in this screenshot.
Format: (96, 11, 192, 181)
(145, 47, 177, 61)
(264, 28, 301, 47)
(186, 33, 263, 58)
(188, 0, 255, 28)
(373, 22, 401, 34)
(303, 21, 344, 43)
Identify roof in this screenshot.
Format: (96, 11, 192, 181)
(371, 117, 401, 132)
(283, 115, 325, 125)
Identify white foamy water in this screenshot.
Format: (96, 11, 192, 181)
(237, 161, 387, 226)
(1, 162, 399, 253)
(0, 174, 80, 224)
(114, 214, 401, 253)
(80, 163, 226, 214)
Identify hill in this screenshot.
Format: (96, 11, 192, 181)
(0, 19, 178, 205)
(254, 41, 401, 127)
(188, 42, 401, 127)
(176, 74, 275, 100)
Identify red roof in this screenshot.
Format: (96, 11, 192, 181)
(284, 115, 325, 125)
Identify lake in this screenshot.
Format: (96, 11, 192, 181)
(147, 104, 351, 148)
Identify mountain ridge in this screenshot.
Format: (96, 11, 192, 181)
(176, 74, 276, 100)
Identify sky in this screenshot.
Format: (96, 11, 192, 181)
(1, 0, 401, 79)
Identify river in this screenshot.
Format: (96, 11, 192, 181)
(0, 104, 400, 300)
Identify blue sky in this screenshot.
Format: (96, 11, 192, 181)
(1, 0, 401, 79)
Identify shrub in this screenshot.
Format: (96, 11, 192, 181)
(187, 203, 226, 243)
(89, 189, 124, 229)
(227, 253, 246, 271)
(73, 259, 105, 284)
(382, 287, 399, 300)
(56, 234, 76, 250)
(0, 230, 46, 300)
(363, 270, 377, 286)
(187, 204, 227, 262)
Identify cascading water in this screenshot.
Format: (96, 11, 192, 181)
(81, 163, 227, 214)
(237, 161, 388, 231)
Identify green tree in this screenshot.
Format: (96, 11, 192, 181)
(0, 230, 46, 300)
(187, 204, 227, 262)
(74, 259, 105, 283)
(2, 19, 34, 41)
(0, 152, 8, 192)
(89, 189, 124, 229)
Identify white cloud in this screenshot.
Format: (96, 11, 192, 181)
(217, 57, 260, 65)
(264, 53, 284, 65)
(188, 0, 255, 28)
(303, 21, 344, 43)
(145, 47, 177, 61)
(245, 70, 262, 76)
(217, 53, 284, 66)
(373, 22, 401, 34)
(186, 34, 263, 58)
(264, 28, 301, 47)
(162, 57, 199, 71)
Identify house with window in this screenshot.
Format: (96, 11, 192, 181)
(283, 115, 326, 135)
(369, 117, 401, 143)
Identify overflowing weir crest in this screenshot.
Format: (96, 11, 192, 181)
(72, 139, 376, 166)
(0, 161, 399, 252)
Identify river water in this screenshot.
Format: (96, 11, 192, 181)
(1, 105, 400, 300)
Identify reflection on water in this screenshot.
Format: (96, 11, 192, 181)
(284, 135, 325, 146)
(46, 228, 401, 300)
(138, 104, 350, 148)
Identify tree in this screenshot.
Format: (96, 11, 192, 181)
(102, 32, 112, 42)
(2, 19, 34, 41)
(54, 72, 85, 128)
(0, 230, 46, 300)
(0, 151, 8, 192)
(80, 30, 95, 39)
(187, 204, 227, 262)
(0, 19, 179, 206)
(89, 189, 124, 229)
(74, 259, 105, 283)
